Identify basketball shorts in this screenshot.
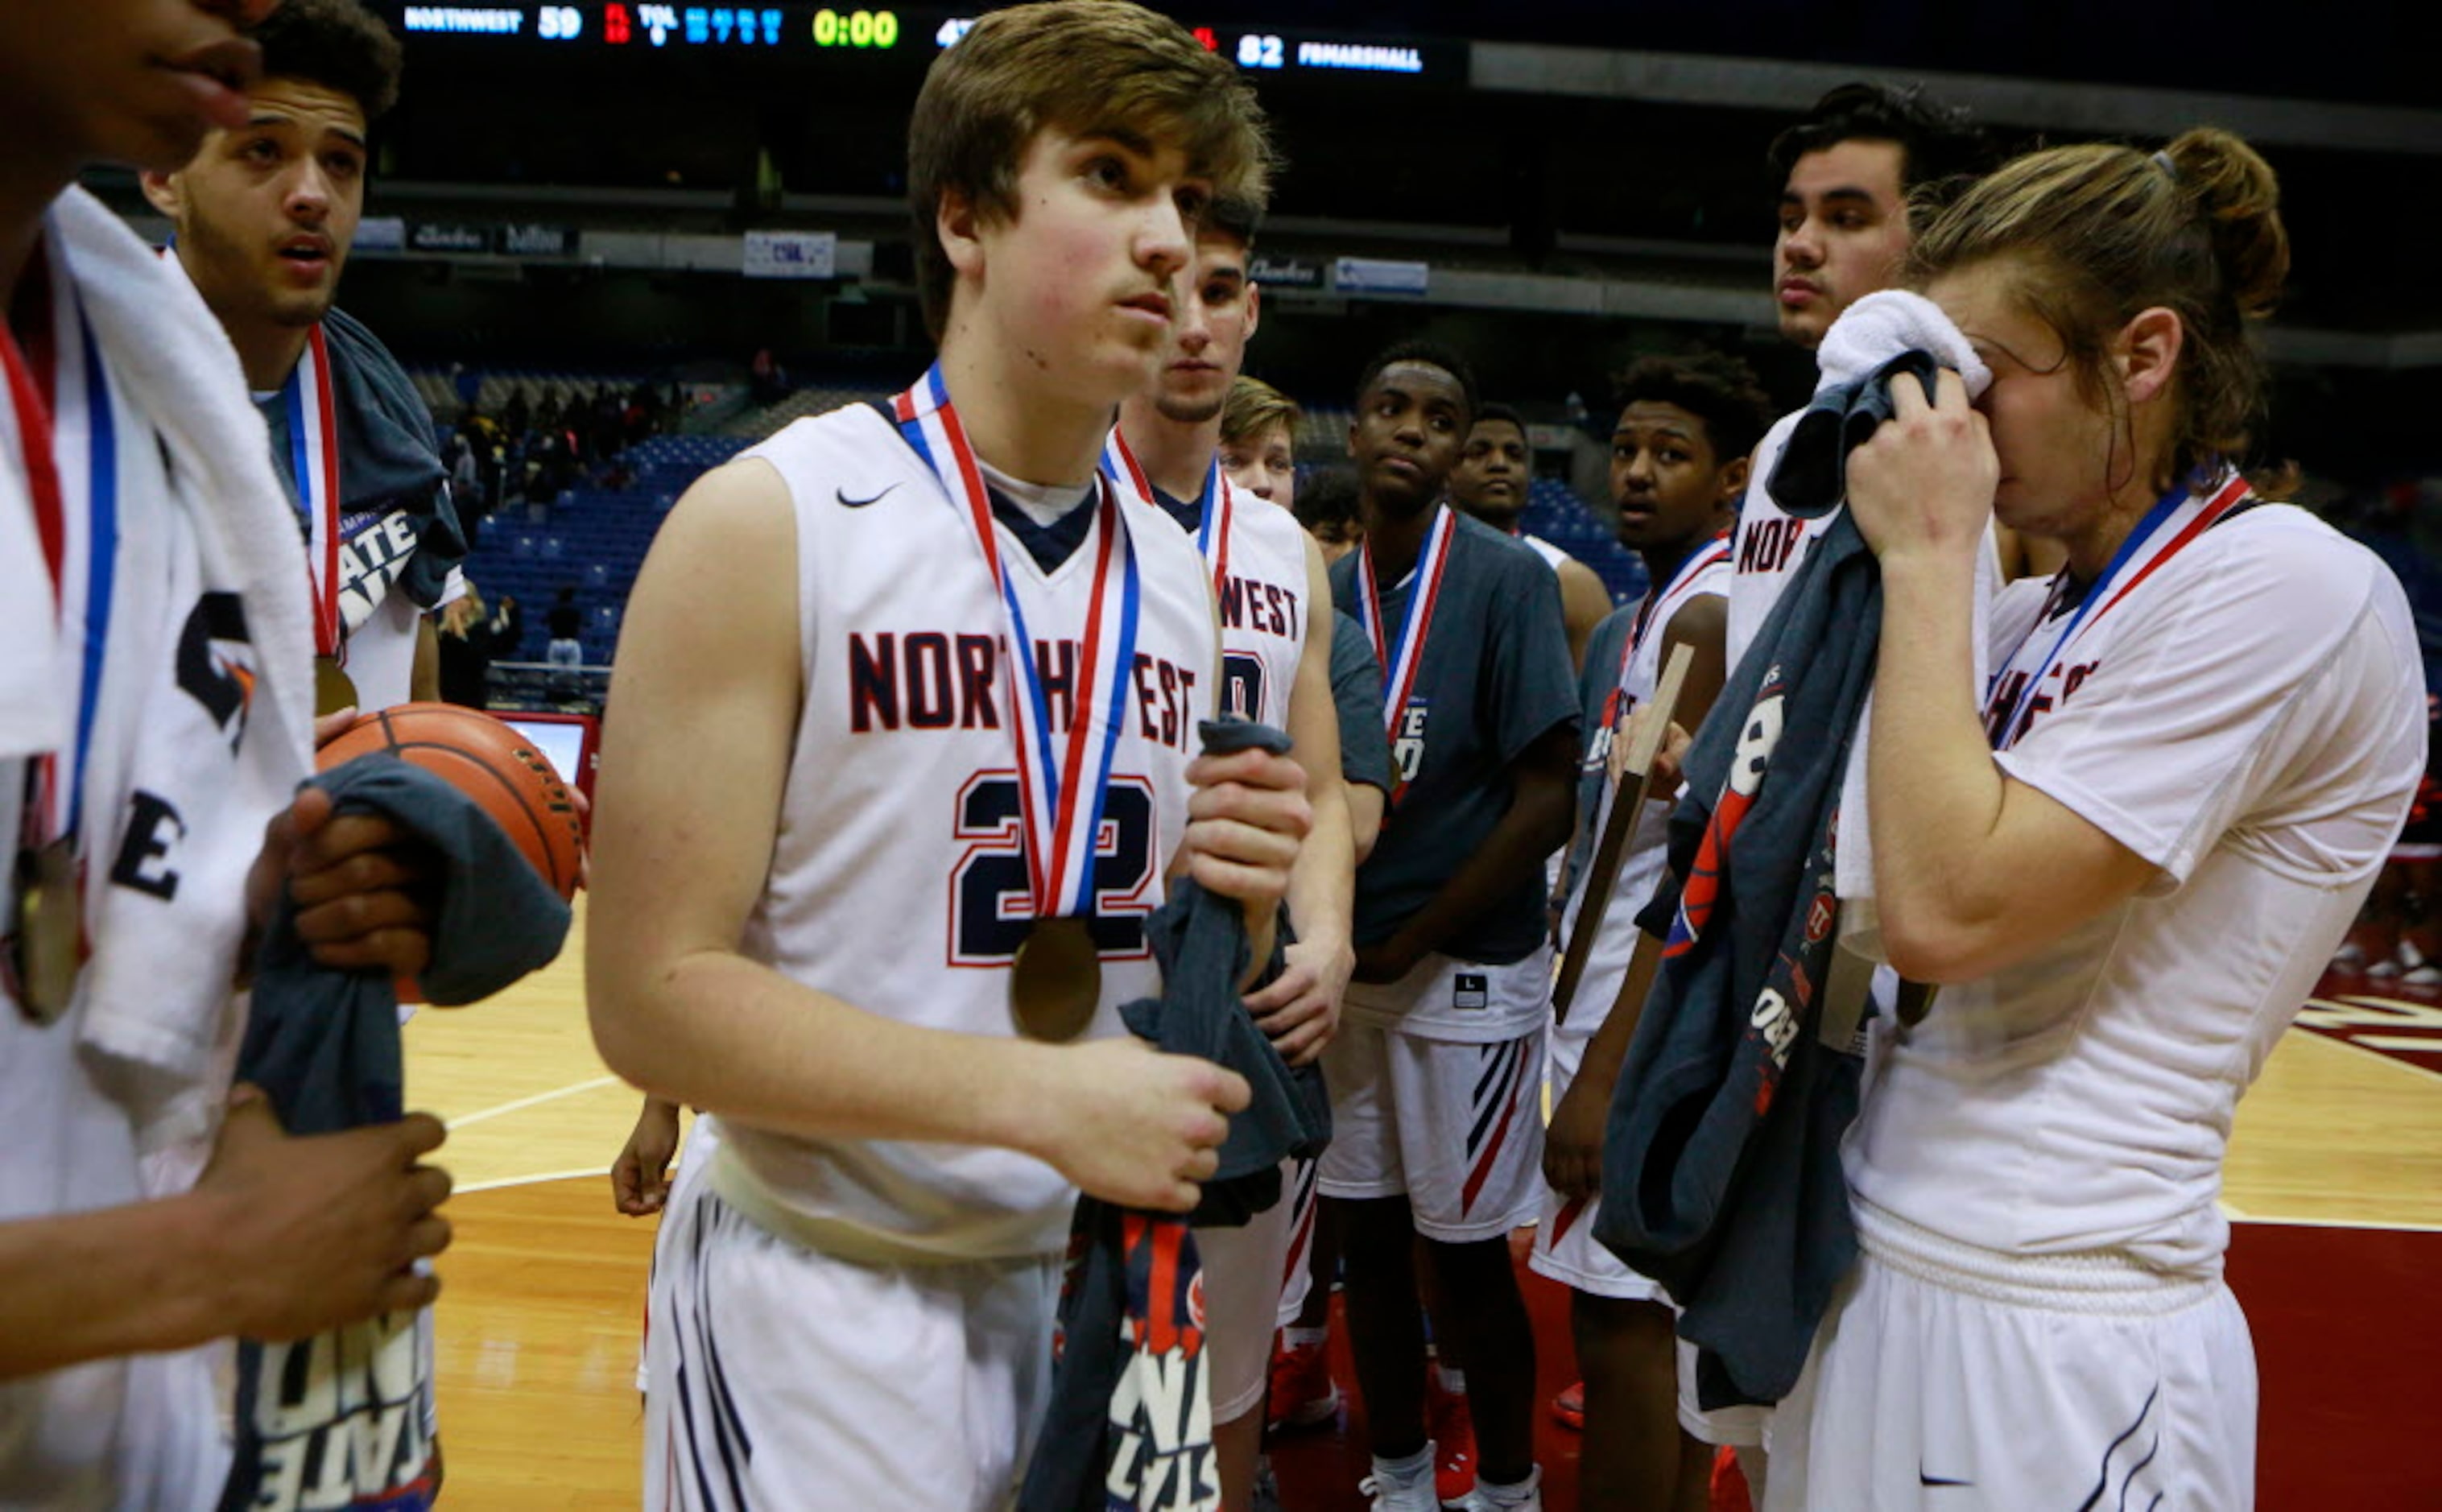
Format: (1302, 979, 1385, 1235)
(637, 1113, 722, 1394)
(1529, 1015, 1667, 1305)
(1766, 1196, 2254, 1510)
(1275, 1155, 1322, 1328)
(1317, 1018, 1544, 1243)
(1196, 1159, 1300, 1423)
(643, 1179, 1058, 1512)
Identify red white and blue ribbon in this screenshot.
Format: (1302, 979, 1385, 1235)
(1612, 530, 1733, 720)
(1101, 428, 1232, 594)
(1353, 502, 1457, 736)
(1983, 470, 2251, 752)
(898, 367, 1140, 918)
(3, 233, 119, 939)
(279, 325, 345, 659)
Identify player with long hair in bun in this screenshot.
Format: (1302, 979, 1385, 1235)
(1770, 130, 2425, 1507)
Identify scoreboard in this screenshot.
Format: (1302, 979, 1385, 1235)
(390, 4, 1466, 83)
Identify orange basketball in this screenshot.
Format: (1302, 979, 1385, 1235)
(317, 702, 585, 902)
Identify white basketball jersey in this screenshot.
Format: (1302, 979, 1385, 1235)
(1555, 538, 1730, 1050)
(717, 404, 1218, 1261)
(1520, 531, 1573, 575)
(1209, 476, 1309, 729)
(1104, 443, 1309, 730)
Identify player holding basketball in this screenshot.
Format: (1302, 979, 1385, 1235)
(1103, 203, 1355, 1512)
(585, 6, 1310, 1507)
(1448, 403, 1612, 670)
(141, 0, 464, 717)
(1323, 340, 1579, 1512)
(1534, 354, 1771, 1510)
(1767, 130, 2424, 1508)
(2, 0, 454, 1501)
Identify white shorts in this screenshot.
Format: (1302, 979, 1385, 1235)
(1766, 1198, 2255, 1510)
(1276, 1155, 1322, 1328)
(1195, 1162, 1299, 1423)
(1316, 1019, 1544, 1242)
(643, 1180, 1058, 1512)
(1527, 1014, 1667, 1305)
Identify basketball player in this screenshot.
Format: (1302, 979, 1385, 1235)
(1323, 340, 1579, 1512)
(1448, 403, 1612, 669)
(1222, 374, 1388, 860)
(1217, 373, 1298, 514)
(1533, 354, 1771, 1510)
(1732, 81, 2000, 668)
(584, 8, 1312, 1507)
(2, 0, 456, 1501)
(1103, 203, 1354, 1512)
(140, 0, 465, 716)
(1767, 128, 2425, 1508)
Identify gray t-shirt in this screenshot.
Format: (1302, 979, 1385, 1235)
(1330, 510, 1580, 963)
(1331, 610, 1395, 796)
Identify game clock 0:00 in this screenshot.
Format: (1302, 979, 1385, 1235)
(812, 7, 898, 47)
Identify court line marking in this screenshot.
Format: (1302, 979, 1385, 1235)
(2231, 1212, 2442, 1235)
(459, 1167, 618, 1196)
(447, 1076, 622, 1132)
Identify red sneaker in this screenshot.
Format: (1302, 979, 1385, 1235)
(1427, 1376, 1477, 1506)
(1550, 1380, 1585, 1431)
(1266, 1336, 1339, 1434)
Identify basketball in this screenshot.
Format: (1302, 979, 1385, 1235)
(317, 702, 586, 902)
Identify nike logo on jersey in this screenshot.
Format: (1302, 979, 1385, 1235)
(836, 482, 899, 509)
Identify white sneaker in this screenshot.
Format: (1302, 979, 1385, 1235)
(1457, 1465, 1545, 1511)
(1359, 1443, 1441, 1512)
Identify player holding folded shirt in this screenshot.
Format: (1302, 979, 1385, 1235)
(2, 0, 456, 1501)
(1532, 353, 1771, 1510)
(1322, 340, 1579, 1512)
(1101, 200, 1354, 1512)
(1773, 130, 2423, 1509)
(585, 8, 1313, 1507)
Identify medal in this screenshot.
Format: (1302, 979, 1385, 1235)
(3, 232, 116, 1024)
(10, 843, 79, 1026)
(314, 655, 359, 717)
(1010, 916, 1103, 1043)
(897, 368, 1142, 1035)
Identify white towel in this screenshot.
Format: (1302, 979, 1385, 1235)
(39, 188, 314, 1181)
(1807, 291, 1998, 955)
(1813, 288, 1991, 401)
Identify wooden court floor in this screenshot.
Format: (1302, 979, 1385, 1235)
(405, 898, 2442, 1508)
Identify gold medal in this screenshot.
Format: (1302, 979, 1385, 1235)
(1010, 917, 1102, 1043)
(314, 655, 359, 717)
(11, 841, 81, 1025)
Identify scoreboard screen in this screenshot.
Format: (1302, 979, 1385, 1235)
(387, 5, 1466, 84)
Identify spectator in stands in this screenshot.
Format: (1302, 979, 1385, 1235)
(1450, 403, 1613, 668)
(545, 585, 585, 702)
(438, 585, 521, 708)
